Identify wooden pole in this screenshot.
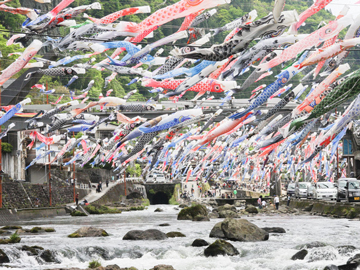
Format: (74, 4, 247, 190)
(73, 131, 75, 202)
(48, 143, 51, 206)
(124, 170, 126, 196)
(0, 86, 2, 208)
(46, 81, 48, 105)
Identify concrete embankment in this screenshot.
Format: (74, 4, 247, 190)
(289, 199, 360, 219)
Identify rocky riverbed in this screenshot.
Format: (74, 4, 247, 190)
(0, 204, 360, 270)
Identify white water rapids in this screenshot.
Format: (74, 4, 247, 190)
(1, 205, 360, 270)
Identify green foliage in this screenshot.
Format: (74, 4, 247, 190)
(9, 233, 21, 243)
(44, 228, 56, 232)
(84, 204, 122, 214)
(129, 206, 145, 211)
(74, 132, 83, 139)
(70, 211, 87, 216)
(30, 227, 42, 233)
(1, 142, 13, 153)
(141, 199, 150, 206)
(149, 189, 155, 194)
(88, 260, 101, 269)
(126, 163, 142, 177)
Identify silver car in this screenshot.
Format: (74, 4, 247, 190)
(307, 182, 337, 200)
(295, 182, 311, 199)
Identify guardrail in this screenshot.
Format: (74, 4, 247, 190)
(117, 178, 143, 183)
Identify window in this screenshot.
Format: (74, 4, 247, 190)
(343, 139, 353, 155)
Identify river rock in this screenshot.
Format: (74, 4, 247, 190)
(209, 212, 219, 219)
(0, 248, 9, 264)
(218, 210, 238, 218)
(179, 204, 188, 208)
(298, 241, 327, 249)
(193, 215, 210, 221)
(261, 227, 286, 233)
(209, 222, 225, 238)
(347, 253, 360, 265)
(123, 229, 167, 240)
(323, 265, 340, 270)
(159, 223, 170, 227)
(221, 218, 269, 242)
(40, 249, 57, 263)
(151, 265, 175, 270)
(154, 208, 164, 212)
(126, 192, 143, 199)
(291, 249, 308, 260)
(204, 239, 239, 257)
(68, 227, 109, 238)
(166, 231, 186, 238)
(245, 206, 258, 214)
(217, 204, 237, 213)
(337, 246, 357, 256)
(21, 245, 44, 256)
(177, 204, 209, 221)
(191, 239, 209, 247)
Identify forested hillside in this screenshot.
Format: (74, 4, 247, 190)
(0, 0, 342, 103)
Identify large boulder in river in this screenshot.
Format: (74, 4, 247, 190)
(123, 229, 167, 240)
(68, 227, 109, 238)
(291, 249, 308, 260)
(217, 204, 237, 213)
(218, 210, 238, 218)
(150, 265, 175, 270)
(204, 239, 239, 257)
(177, 204, 209, 221)
(191, 239, 209, 247)
(39, 249, 58, 263)
(166, 231, 185, 238)
(209, 222, 225, 238)
(245, 206, 258, 214)
(0, 249, 9, 264)
(262, 227, 286, 233)
(221, 218, 269, 242)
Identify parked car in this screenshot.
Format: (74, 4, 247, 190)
(336, 178, 357, 202)
(287, 183, 296, 197)
(345, 179, 360, 202)
(295, 182, 311, 199)
(146, 172, 166, 183)
(307, 182, 337, 200)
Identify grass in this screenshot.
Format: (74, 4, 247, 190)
(141, 199, 150, 206)
(30, 227, 42, 233)
(84, 205, 122, 215)
(0, 233, 22, 244)
(88, 260, 101, 269)
(44, 228, 56, 232)
(1, 226, 22, 230)
(68, 233, 80, 238)
(70, 211, 87, 216)
(129, 206, 145, 211)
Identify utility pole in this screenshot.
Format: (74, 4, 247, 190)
(124, 170, 127, 196)
(73, 131, 75, 202)
(46, 81, 49, 105)
(0, 86, 2, 208)
(48, 143, 52, 206)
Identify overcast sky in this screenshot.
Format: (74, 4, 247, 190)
(326, 0, 360, 16)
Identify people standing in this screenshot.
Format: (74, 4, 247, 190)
(257, 196, 262, 209)
(274, 195, 279, 210)
(287, 195, 291, 206)
(106, 179, 109, 188)
(75, 192, 79, 205)
(262, 200, 267, 208)
(99, 181, 102, 191)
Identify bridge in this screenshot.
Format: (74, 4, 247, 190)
(144, 183, 178, 204)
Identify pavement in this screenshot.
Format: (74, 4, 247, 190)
(66, 181, 118, 206)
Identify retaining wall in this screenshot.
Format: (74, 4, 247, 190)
(289, 199, 360, 219)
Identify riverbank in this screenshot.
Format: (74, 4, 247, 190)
(0, 204, 359, 270)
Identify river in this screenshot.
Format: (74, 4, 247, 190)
(1, 205, 359, 270)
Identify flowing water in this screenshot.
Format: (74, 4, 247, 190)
(1, 205, 360, 270)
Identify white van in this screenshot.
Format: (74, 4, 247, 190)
(147, 172, 167, 183)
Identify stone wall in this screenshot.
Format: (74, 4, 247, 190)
(51, 168, 117, 185)
(289, 199, 360, 218)
(2, 182, 32, 209)
(1, 178, 90, 209)
(93, 183, 134, 205)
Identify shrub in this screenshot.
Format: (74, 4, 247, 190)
(88, 260, 101, 268)
(30, 227, 42, 233)
(9, 233, 21, 243)
(1, 142, 13, 153)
